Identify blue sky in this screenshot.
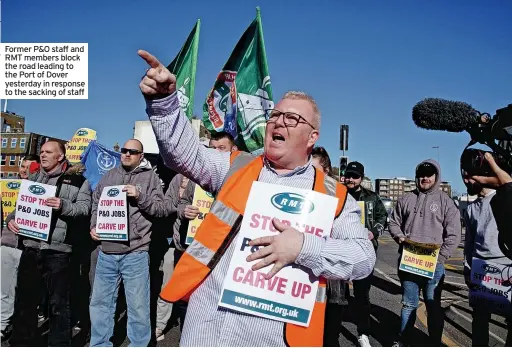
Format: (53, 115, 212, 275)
(3, 0, 511, 193)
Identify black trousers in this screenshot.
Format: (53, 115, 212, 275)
(324, 303, 343, 347)
(472, 307, 512, 347)
(352, 271, 373, 336)
(10, 248, 72, 347)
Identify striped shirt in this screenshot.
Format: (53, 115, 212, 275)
(146, 93, 376, 347)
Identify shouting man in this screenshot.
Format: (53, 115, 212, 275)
(138, 50, 375, 347)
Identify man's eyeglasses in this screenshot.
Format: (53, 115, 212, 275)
(121, 148, 142, 155)
(265, 109, 316, 129)
(345, 173, 361, 180)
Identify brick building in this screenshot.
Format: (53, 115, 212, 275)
(375, 177, 452, 202)
(1, 111, 67, 178)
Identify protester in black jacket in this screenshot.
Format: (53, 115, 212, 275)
(345, 162, 388, 249)
(344, 161, 388, 347)
(6, 142, 91, 347)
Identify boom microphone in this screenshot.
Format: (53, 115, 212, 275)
(412, 98, 481, 132)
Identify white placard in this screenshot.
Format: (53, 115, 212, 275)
(218, 181, 338, 327)
(96, 186, 128, 241)
(15, 180, 57, 241)
(469, 257, 512, 316)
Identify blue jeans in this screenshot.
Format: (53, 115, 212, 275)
(398, 262, 445, 346)
(90, 250, 150, 347)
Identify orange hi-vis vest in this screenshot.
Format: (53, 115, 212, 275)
(160, 151, 348, 347)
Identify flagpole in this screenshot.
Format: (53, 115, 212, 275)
(256, 7, 269, 76)
(189, 19, 200, 120)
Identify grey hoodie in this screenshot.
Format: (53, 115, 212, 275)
(90, 159, 170, 254)
(165, 173, 195, 251)
(389, 159, 461, 264)
(5, 161, 92, 253)
(463, 190, 512, 276)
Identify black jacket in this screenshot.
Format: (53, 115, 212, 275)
(348, 186, 388, 249)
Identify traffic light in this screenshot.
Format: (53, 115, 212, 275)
(339, 156, 349, 178)
(340, 125, 349, 151)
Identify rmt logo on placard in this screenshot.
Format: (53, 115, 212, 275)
(107, 188, 120, 197)
(482, 264, 501, 274)
(28, 185, 46, 195)
(271, 192, 314, 215)
(7, 181, 21, 190)
(77, 129, 89, 136)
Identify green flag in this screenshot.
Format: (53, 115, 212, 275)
(167, 20, 200, 119)
(203, 7, 273, 154)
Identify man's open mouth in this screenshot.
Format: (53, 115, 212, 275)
(272, 133, 285, 143)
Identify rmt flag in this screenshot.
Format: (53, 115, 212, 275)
(203, 7, 273, 154)
(167, 20, 200, 119)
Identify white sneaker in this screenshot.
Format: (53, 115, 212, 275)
(155, 328, 165, 342)
(392, 341, 403, 347)
(358, 334, 372, 347)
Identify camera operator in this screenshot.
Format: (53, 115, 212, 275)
(470, 153, 512, 256)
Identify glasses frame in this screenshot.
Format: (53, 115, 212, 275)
(345, 173, 362, 180)
(120, 148, 142, 155)
(265, 109, 316, 129)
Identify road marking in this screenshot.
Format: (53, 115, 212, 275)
(444, 264, 463, 271)
(443, 280, 467, 289)
(448, 257, 464, 261)
(374, 267, 401, 286)
(375, 267, 467, 289)
(417, 302, 459, 347)
(375, 267, 477, 346)
(449, 306, 506, 345)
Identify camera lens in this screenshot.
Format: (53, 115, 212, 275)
(460, 149, 502, 177)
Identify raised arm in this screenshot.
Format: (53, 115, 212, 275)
(139, 50, 230, 195)
(463, 208, 474, 280)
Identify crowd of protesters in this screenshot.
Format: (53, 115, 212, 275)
(0, 50, 510, 347)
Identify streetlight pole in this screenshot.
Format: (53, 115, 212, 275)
(432, 146, 440, 164)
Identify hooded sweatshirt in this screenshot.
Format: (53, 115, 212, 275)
(389, 159, 461, 264)
(463, 190, 512, 276)
(90, 159, 170, 254)
(164, 173, 195, 251)
(4, 161, 92, 253)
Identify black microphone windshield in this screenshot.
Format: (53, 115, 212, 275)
(412, 98, 479, 132)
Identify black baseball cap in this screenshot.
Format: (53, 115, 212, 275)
(345, 161, 364, 177)
(416, 162, 437, 178)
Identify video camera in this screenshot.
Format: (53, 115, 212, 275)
(460, 104, 512, 177)
(412, 99, 512, 177)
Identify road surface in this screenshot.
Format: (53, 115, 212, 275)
(5, 232, 508, 347)
(147, 232, 509, 347)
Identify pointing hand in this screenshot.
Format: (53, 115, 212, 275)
(138, 50, 177, 99)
